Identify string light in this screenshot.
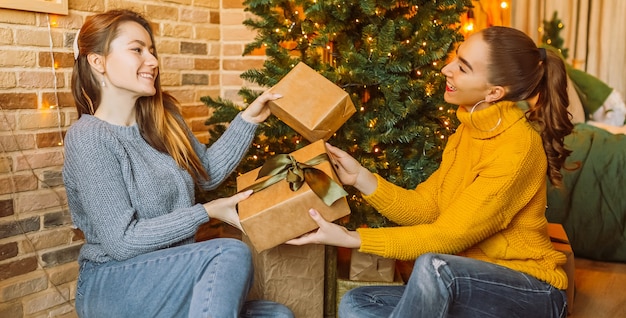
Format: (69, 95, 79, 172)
(0, 12, 74, 312)
(45, 14, 65, 146)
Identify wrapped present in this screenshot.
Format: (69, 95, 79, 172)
(548, 223, 576, 315)
(335, 247, 404, 315)
(267, 62, 356, 142)
(236, 139, 350, 252)
(244, 237, 326, 318)
(349, 249, 396, 282)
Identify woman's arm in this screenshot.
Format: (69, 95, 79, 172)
(195, 92, 282, 190)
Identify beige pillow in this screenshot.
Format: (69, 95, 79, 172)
(566, 76, 586, 124)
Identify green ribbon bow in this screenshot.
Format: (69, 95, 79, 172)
(240, 153, 348, 206)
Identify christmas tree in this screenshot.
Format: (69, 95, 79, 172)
(201, 0, 471, 229)
(542, 11, 569, 59)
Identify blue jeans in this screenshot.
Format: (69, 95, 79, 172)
(75, 238, 293, 318)
(339, 253, 567, 318)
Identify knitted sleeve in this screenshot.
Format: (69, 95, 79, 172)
(363, 172, 441, 225)
(193, 113, 258, 190)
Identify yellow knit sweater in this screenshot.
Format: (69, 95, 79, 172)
(357, 101, 568, 289)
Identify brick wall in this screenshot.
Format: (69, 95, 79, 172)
(0, 1, 262, 316)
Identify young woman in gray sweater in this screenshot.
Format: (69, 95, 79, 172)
(64, 9, 292, 318)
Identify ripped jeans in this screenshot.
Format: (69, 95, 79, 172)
(338, 253, 568, 318)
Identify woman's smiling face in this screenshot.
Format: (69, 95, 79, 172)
(102, 21, 159, 99)
(441, 32, 494, 110)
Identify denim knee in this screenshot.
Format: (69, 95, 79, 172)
(240, 300, 294, 318)
(338, 288, 361, 318)
(218, 238, 253, 275)
(219, 238, 252, 259)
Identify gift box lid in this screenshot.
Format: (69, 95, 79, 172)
(268, 62, 356, 142)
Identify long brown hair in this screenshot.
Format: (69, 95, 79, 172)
(71, 9, 209, 183)
(481, 26, 573, 187)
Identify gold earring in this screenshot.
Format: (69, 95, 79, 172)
(469, 100, 502, 132)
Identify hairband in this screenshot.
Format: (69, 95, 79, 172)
(538, 47, 546, 62)
(73, 28, 81, 60)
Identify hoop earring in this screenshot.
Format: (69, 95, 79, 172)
(469, 100, 502, 132)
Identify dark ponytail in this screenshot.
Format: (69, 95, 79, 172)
(482, 26, 573, 187)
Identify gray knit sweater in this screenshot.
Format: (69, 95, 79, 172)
(62, 113, 257, 263)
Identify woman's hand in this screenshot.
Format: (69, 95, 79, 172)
(326, 143, 378, 195)
(203, 190, 253, 231)
(240, 91, 283, 124)
(285, 209, 361, 248)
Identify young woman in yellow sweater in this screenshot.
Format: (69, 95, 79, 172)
(287, 26, 574, 317)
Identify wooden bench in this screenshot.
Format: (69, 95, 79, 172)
(571, 258, 626, 317)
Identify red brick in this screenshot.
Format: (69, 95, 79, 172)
(0, 242, 18, 261)
(71, 228, 84, 242)
(223, 0, 244, 9)
(0, 199, 13, 217)
(36, 131, 66, 148)
(210, 11, 220, 24)
(195, 58, 220, 70)
(0, 93, 37, 110)
(0, 300, 23, 318)
(38, 52, 74, 69)
(181, 104, 210, 118)
(0, 257, 38, 281)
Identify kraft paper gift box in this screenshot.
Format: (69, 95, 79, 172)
(244, 238, 326, 318)
(548, 223, 575, 315)
(267, 62, 356, 142)
(335, 247, 404, 315)
(349, 248, 396, 282)
(236, 139, 351, 252)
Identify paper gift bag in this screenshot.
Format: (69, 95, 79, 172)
(349, 249, 396, 282)
(236, 139, 350, 252)
(548, 223, 576, 315)
(244, 237, 326, 318)
(267, 62, 356, 142)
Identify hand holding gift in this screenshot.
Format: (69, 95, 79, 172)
(285, 208, 361, 248)
(240, 91, 283, 124)
(325, 143, 378, 196)
(203, 190, 253, 231)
